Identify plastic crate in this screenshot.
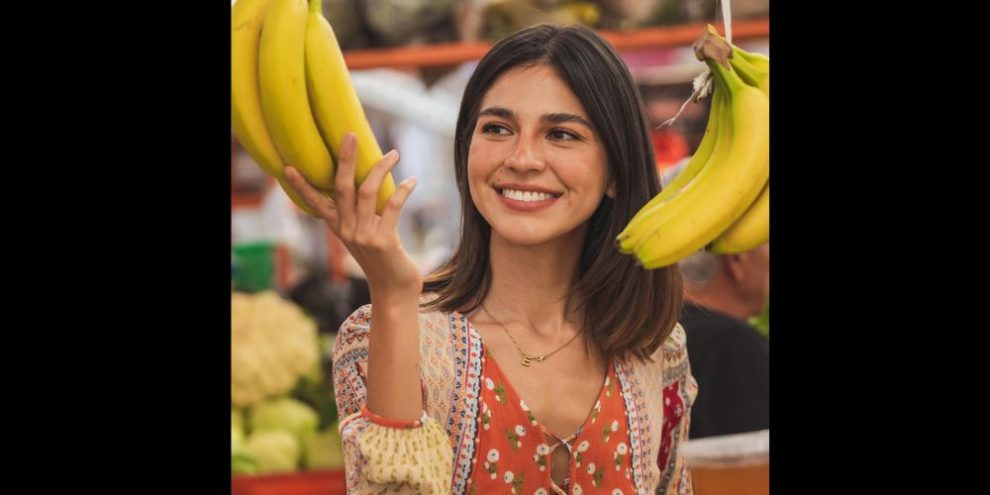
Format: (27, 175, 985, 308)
(231, 469, 346, 495)
(232, 241, 276, 292)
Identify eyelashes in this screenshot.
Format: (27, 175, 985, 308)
(480, 122, 582, 142)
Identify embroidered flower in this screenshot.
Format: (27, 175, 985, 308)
(592, 464, 605, 488)
(505, 428, 522, 450)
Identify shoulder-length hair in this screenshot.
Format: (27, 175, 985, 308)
(423, 24, 682, 362)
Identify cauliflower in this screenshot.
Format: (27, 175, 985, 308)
(232, 408, 247, 449)
(231, 291, 320, 407)
(232, 408, 244, 433)
(244, 430, 299, 473)
(232, 448, 260, 474)
(250, 398, 319, 446)
(303, 423, 345, 470)
(232, 424, 245, 451)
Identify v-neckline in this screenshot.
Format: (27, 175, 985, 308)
(458, 310, 611, 442)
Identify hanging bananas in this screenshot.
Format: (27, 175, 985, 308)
(709, 44, 770, 254)
(617, 26, 770, 268)
(230, 0, 396, 215)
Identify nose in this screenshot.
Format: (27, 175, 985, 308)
(504, 135, 546, 173)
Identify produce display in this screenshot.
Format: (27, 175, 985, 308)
(231, 290, 343, 475)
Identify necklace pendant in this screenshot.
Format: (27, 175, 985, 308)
(521, 355, 533, 367)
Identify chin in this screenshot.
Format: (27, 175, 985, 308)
(490, 218, 585, 248)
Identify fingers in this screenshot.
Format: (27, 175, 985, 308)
(284, 166, 338, 225)
(355, 149, 401, 237)
(333, 133, 358, 239)
(377, 177, 418, 234)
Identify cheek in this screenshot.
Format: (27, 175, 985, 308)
(749, 269, 769, 296)
(466, 166, 483, 206)
(468, 142, 497, 179)
(466, 149, 491, 207)
(579, 148, 610, 192)
(564, 160, 610, 195)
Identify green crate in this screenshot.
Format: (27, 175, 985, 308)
(232, 241, 276, 292)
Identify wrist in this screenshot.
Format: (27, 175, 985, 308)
(369, 284, 422, 307)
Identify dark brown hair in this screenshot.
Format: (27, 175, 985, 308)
(423, 24, 682, 362)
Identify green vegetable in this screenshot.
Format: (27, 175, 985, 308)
(749, 303, 769, 340)
(250, 398, 319, 449)
(244, 430, 300, 473)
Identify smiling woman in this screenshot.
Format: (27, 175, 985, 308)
(286, 23, 695, 495)
(467, 64, 611, 244)
(427, 24, 682, 365)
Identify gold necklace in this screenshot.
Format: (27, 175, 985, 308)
(479, 303, 581, 367)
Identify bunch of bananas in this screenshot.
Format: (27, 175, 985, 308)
(617, 26, 769, 269)
(231, 0, 396, 216)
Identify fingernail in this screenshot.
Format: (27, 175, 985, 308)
(344, 133, 356, 147)
(387, 149, 399, 159)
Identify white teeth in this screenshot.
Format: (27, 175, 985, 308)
(500, 188, 555, 202)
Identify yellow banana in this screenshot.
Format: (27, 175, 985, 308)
(635, 57, 769, 269)
(618, 86, 724, 245)
(710, 181, 768, 254)
(231, 0, 317, 216)
(276, 177, 321, 215)
(730, 46, 769, 94)
(733, 45, 769, 71)
(304, 0, 395, 214)
(704, 27, 768, 92)
(709, 47, 770, 254)
(618, 89, 733, 253)
(259, 0, 334, 192)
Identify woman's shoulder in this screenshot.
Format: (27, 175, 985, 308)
(661, 322, 688, 362)
(624, 322, 689, 374)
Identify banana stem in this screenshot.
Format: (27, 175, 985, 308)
(692, 24, 732, 69)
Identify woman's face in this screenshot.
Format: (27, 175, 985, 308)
(467, 63, 613, 247)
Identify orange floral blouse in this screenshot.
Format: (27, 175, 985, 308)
(466, 344, 637, 495)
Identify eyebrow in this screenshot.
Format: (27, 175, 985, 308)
(478, 106, 594, 131)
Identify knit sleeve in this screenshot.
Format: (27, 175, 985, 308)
(332, 304, 453, 494)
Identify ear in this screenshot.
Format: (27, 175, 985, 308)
(605, 178, 616, 199)
(725, 253, 746, 281)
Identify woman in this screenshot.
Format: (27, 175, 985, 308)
(286, 23, 696, 495)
